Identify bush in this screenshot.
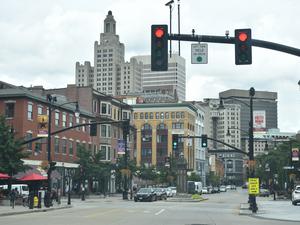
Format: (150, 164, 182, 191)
(191, 194, 203, 200)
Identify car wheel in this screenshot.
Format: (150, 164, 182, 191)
(292, 201, 297, 206)
(134, 199, 137, 202)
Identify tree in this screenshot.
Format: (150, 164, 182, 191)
(188, 172, 202, 182)
(0, 115, 29, 190)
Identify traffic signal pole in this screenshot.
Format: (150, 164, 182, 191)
(168, 33, 300, 57)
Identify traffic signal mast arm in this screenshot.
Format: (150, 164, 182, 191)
(21, 120, 131, 145)
(169, 33, 300, 57)
(181, 135, 249, 157)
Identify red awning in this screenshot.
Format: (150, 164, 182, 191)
(19, 173, 47, 181)
(0, 172, 10, 179)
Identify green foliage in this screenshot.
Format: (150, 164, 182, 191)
(0, 115, 28, 176)
(188, 172, 202, 182)
(206, 171, 220, 186)
(255, 140, 300, 190)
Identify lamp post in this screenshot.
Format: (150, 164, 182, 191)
(122, 119, 130, 200)
(66, 168, 75, 205)
(45, 94, 80, 207)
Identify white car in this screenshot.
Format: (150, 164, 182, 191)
(169, 186, 177, 196)
(201, 187, 208, 194)
(164, 187, 173, 197)
(292, 185, 300, 205)
(220, 185, 227, 192)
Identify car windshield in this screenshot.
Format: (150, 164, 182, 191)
(138, 188, 151, 193)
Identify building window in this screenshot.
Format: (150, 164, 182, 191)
(55, 111, 60, 126)
(134, 113, 138, 119)
(145, 112, 148, 119)
(156, 112, 159, 119)
(5, 103, 15, 118)
(76, 117, 80, 131)
(34, 141, 42, 155)
(176, 112, 180, 118)
(69, 114, 73, 127)
(165, 112, 169, 119)
(54, 137, 60, 153)
(140, 113, 144, 119)
(62, 139, 67, 154)
(37, 106, 43, 115)
(150, 112, 153, 119)
(181, 112, 185, 118)
(100, 145, 111, 161)
(82, 119, 86, 132)
(27, 103, 33, 120)
(69, 140, 73, 155)
(100, 102, 111, 116)
(62, 113, 67, 127)
(101, 124, 111, 138)
(171, 112, 175, 119)
(26, 133, 33, 150)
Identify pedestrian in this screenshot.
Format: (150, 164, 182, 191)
(9, 188, 17, 209)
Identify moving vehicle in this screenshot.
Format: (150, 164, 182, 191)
(134, 188, 157, 202)
(201, 187, 208, 194)
(292, 185, 300, 205)
(187, 181, 203, 194)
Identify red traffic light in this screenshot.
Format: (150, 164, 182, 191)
(238, 32, 248, 42)
(154, 27, 165, 38)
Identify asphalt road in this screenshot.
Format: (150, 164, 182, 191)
(0, 188, 298, 225)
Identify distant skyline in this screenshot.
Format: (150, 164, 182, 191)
(0, 0, 299, 132)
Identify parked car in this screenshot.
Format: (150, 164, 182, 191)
(292, 185, 300, 206)
(220, 185, 227, 192)
(226, 185, 231, 190)
(231, 185, 237, 190)
(134, 188, 157, 202)
(153, 188, 167, 200)
(201, 187, 208, 194)
(164, 187, 173, 197)
(259, 188, 270, 197)
(169, 186, 177, 196)
(211, 186, 220, 193)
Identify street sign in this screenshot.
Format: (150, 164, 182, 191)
(191, 43, 208, 64)
(248, 178, 259, 195)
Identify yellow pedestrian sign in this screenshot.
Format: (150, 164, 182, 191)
(248, 178, 259, 195)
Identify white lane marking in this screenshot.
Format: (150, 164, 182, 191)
(155, 209, 165, 216)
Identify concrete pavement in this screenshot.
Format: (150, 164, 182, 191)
(0, 195, 123, 217)
(240, 196, 300, 222)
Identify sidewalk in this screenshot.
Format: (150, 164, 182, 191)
(0, 194, 123, 217)
(240, 197, 300, 222)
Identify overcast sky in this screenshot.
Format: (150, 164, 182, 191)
(0, 0, 299, 132)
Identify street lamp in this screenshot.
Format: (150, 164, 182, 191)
(220, 87, 258, 213)
(66, 168, 75, 205)
(45, 94, 80, 207)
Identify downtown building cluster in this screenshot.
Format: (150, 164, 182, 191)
(0, 11, 295, 194)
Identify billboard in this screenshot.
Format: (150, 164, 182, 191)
(117, 139, 125, 155)
(253, 110, 266, 132)
(37, 115, 48, 137)
(292, 148, 299, 161)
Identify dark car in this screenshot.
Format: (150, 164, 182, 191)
(153, 188, 167, 200)
(211, 186, 220, 193)
(134, 188, 157, 202)
(259, 188, 270, 197)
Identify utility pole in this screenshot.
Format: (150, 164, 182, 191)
(248, 87, 258, 213)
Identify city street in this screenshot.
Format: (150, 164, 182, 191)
(0, 188, 299, 225)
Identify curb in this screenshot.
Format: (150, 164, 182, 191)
(0, 205, 72, 217)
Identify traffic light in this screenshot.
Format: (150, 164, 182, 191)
(172, 134, 179, 151)
(201, 135, 208, 148)
(151, 25, 168, 71)
(235, 29, 252, 65)
(90, 121, 97, 136)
